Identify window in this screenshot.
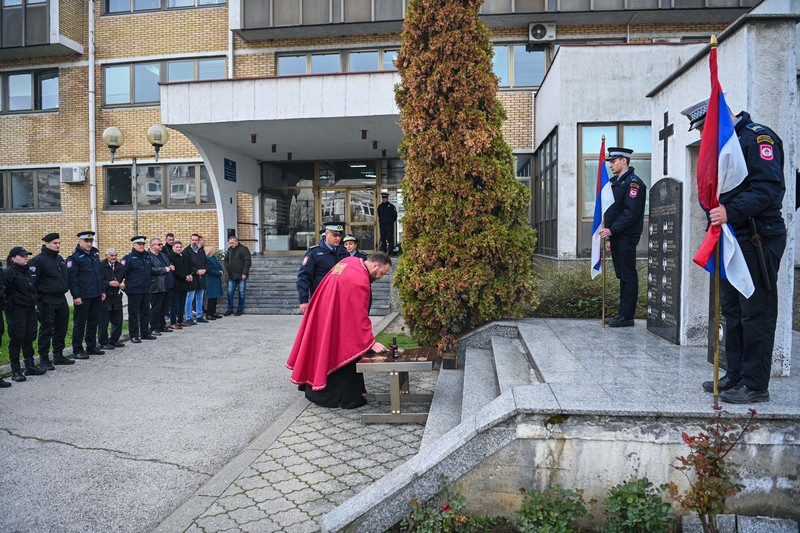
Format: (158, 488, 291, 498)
(533, 130, 557, 256)
(493, 44, 546, 88)
(1, 0, 48, 48)
(103, 58, 225, 106)
(0, 168, 60, 210)
(105, 163, 214, 208)
(0, 69, 58, 113)
(105, 0, 224, 14)
(277, 49, 398, 75)
(578, 122, 652, 256)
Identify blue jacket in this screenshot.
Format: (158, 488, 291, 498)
(206, 256, 224, 299)
(122, 248, 153, 295)
(67, 244, 104, 300)
(604, 167, 646, 239)
(296, 238, 349, 304)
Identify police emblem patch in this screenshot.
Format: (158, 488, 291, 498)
(120, 259, 126, 265)
(66, 260, 73, 268)
(302, 256, 309, 266)
(629, 188, 638, 198)
(29, 266, 36, 272)
(759, 144, 774, 161)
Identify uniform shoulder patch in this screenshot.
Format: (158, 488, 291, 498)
(629, 188, 639, 199)
(746, 123, 764, 132)
(120, 259, 126, 265)
(630, 182, 640, 189)
(759, 144, 774, 161)
(29, 266, 36, 273)
(301, 256, 309, 266)
(756, 134, 774, 145)
(66, 260, 73, 268)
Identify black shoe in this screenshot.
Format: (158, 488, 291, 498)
(113, 342, 125, 348)
(53, 354, 74, 365)
(150, 330, 162, 336)
(608, 318, 635, 328)
(160, 327, 173, 332)
(141, 334, 157, 340)
(0, 378, 10, 388)
(702, 375, 740, 393)
(206, 315, 217, 320)
(39, 354, 55, 371)
(131, 337, 141, 344)
(213, 314, 224, 319)
(87, 348, 105, 355)
(101, 344, 115, 350)
(224, 310, 233, 316)
(605, 314, 622, 325)
(720, 385, 769, 404)
(12, 371, 26, 382)
(25, 366, 47, 376)
(73, 351, 90, 360)
(235, 310, 243, 316)
(196, 317, 209, 323)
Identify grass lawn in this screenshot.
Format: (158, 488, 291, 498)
(375, 332, 419, 349)
(1, 307, 127, 365)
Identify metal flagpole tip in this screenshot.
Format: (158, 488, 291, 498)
(710, 35, 718, 48)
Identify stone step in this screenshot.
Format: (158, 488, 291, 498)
(419, 369, 464, 451)
(491, 336, 537, 394)
(461, 348, 499, 422)
(517, 321, 592, 384)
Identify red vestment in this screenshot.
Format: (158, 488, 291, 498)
(286, 256, 375, 391)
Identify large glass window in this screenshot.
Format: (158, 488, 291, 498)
(310, 53, 340, 74)
(349, 50, 378, 72)
(533, 130, 557, 256)
(1, 0, 48, 48)
(0, 168, 60, 210)
(1, 69, 58, 113)
(302, 0, 328, 23)
(105, 163, 214, 208)
(277, 49, 398, 75)
(493, 43, 547, 88)
(104, 0, 225, 13)
(103, 57, 225, 105)
(261, 162, 315, 251)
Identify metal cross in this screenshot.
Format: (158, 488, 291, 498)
(658, 111, 674, 176)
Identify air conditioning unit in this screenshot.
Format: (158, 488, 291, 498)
(60, 166, 86, 183)
(529, 22, 556, 42)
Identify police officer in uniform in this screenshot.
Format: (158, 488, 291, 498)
(377, 192, 398, 254)
(297, 223, 349, 313)
(682, 99, 786, 404)
(122, 236, 156, 343)
(598, 147, 646, 328)
(342, 234, 367, 260)
(68, 231, 105, 359)
(4, 246, 47, 381)
(30, 233, 72, 369)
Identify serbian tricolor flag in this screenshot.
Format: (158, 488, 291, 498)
(591, 138, 614, 279)
(692, 46, 754, 298)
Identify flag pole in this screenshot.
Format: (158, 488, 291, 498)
(601, 134, 606, 328)
(713, 239, 721, 404)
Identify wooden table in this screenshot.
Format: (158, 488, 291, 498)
(356, 348, 437, 424)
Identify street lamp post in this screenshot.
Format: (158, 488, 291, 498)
(102, 125, 170, 236)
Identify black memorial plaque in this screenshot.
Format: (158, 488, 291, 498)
(646, 178, 682, 344)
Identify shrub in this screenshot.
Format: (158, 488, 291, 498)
(605, 477, 676, 533)
(394, 0, 538, 352)
(516, 485, 594, 533)
(399, 477, 469, 533)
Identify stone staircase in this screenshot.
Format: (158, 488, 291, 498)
(243, 255, 392, 315)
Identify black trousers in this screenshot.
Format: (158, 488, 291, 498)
(150, 291, 169, 331)
(304, 359, 366, 409)
(610, 236, 639, 320)
(5, 304, 37, 369)
(170, 291, 186, 325)
(207, 298, 218, 316)
(72, 296, 102, 352)
(379, 224, 394, 254)
(37, 294, 69, 356)
(720, 233, 785, 391)
(99, 308, 123, 345)
(127, 292, 151, 339)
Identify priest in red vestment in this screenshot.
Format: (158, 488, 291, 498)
(287, 252, 392, 408)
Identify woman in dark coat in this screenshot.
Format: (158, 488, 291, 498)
(4, 247, 47, 382)
(205, 246, 224, 320)
(168, 241, 193, 328)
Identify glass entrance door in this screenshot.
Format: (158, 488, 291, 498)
(321, 188, 375, 252)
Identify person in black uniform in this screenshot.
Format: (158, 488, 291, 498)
(4, 247, 47, 381)
(377, 192, 398, 254)
(682, 99, 786, 404)
(342, 234, 367, 260)
(0, 261, 9, 388)
(297, 223, 349, 314)
(68, 231, 105, 359)
(30, 233, 72, 368)
(598, 147, 646, 328)
(122, 236, 156, 343)
(99, 248, 126, 350)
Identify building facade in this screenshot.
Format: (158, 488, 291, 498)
(1, 0, 755, 257)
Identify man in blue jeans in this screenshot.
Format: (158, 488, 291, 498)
(185, 233, 208, 324)
(225, 235, 251, 316)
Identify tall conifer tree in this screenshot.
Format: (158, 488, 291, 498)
(394, 0, 538, 351)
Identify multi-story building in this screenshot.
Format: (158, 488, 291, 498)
(1, 0, 757, 258)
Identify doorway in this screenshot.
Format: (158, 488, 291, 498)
(321, 188, 376, 251)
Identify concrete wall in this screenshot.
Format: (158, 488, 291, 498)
(650, 14, 798, 373)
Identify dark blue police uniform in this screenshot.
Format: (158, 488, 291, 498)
(297, 239, 349, 305)
(604, 166, 646, 321)
(122, 247, 154, 341)
(718, 112, 786, 394)
(30, 244, 70, 363)
(68, 244, 104, 356)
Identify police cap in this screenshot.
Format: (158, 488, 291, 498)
(606, 147, 634, 162)
(323, 223, 344, 235)
(343, 234, 357, 243)
(77, 231, 96, 240)
(9, 246, 32, 257)
(131, 235, 147, 244)
(680, 97, 710, 131)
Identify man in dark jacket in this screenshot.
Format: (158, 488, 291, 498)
(377, 192, 398, 254)
(4, 246, 46, 381)
(148, 237, 175, 335)
(30, 232, 72, 368)
(68, 231, 105, 359)
(598, 147, 646, 328)
(297, 223, 349, 314)
(185, 233, 208, 324)
(99, 248, 126, 350)
(224, 235, 251, 316)
(0, 262, 8, 388)
(168, 241, 192, 329)
(122, 236, 156, 343)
